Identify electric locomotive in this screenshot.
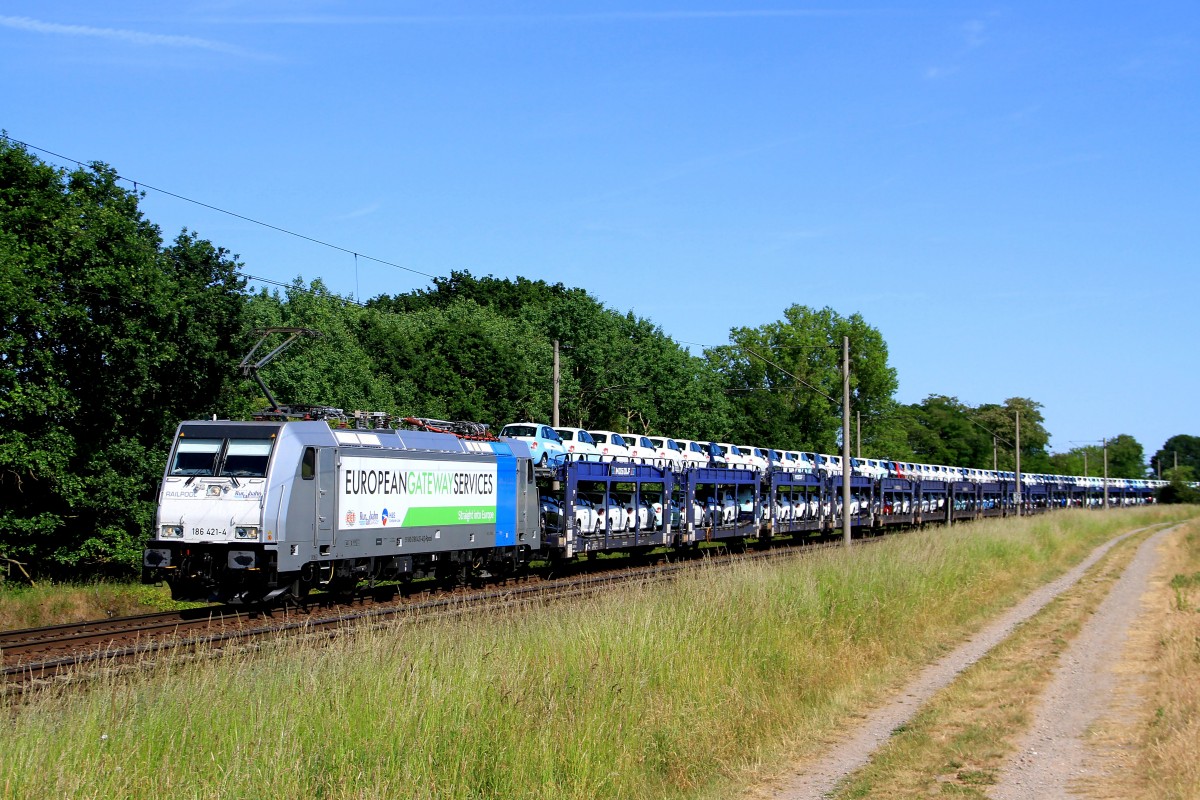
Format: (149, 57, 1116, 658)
(142, 413, 541, 602)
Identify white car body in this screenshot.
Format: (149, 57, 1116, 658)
(720, 443, 750, 469)
(553, 427, 601, 462)
(614, 493, 652, 530)
(583, 493, 627, 532)
(567, 495, 599, 533)
(773, 495, 793, 522)
(672, 439, 711, 468)
(790, 451, 817, 473)
(645, 436, 686, 469)
(621, 434, 656, 465)
(720, 492, 738, 524)
(588, 430, 632, 463)
(739, 446, 770, 471)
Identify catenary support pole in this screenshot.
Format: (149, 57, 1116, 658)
(843, 336, 852, 547)
(1084, 450, 1089, 508)
(1103, 437, 1109, 509)
(552, 339, 560, 428)
(856, 411, 861, 460)
(1014, 410, 1022, 517)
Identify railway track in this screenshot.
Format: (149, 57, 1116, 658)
(2, 533, 881, 695)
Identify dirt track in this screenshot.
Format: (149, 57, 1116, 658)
(751, 523, 1170, 800)
(987, 524, 1174, 798)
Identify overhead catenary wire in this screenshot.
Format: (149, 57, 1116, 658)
(0, 133, 438, 282)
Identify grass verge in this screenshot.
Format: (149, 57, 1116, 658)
(0, 580, 203, 630)
(0, 507, 1193, 800)
(1131, 519, 1200, 798)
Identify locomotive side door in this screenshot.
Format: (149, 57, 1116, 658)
(316, 447, 335, 545)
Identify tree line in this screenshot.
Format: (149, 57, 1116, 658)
(1, 140, 1190, 577)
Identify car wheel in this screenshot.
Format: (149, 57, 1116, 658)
(539, 453, 548, 467)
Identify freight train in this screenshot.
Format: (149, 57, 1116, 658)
(142, 408, 1163, 603)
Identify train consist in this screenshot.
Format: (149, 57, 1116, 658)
(142, 409, 1164, 603)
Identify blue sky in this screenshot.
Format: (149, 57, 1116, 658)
(3, 2, 1197, 462)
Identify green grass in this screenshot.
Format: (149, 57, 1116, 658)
(0, 580, 205, 630)
(1, 507, 1192, 800)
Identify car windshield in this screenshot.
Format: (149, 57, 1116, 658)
(503, 425, 537, 438)
(556, 429, 575, 441)
(592, 433, 608, 443)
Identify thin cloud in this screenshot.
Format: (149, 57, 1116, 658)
(962, 19, 986, 49)
(331, 202, 382, 221)
(924, 16, 991, 80)
(213, 9, 893, 25)
(0, 14, 272, 60)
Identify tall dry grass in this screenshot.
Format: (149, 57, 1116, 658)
(0, 507, 1190, 800)
(1144, 521, 1200, 798)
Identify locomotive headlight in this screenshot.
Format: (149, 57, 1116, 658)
(235, 526, 259, 540)
(160, 525, 184, 538)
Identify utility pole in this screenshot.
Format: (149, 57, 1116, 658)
(993, 436, 998, 471)
(1014, 410, 1022, 517)
(856, 410, 861, 459)
(842, 336, 852, 548)
(552, 339, 560, 428)
(1084, 450, 1089, 509)
(1103, 437, 1109, 509)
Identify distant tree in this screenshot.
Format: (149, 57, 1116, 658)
(893, 395, 1047, 471)
(368, 270, 726, 439)
(1157, 466, 1200, 504)
(974, 397, 1052, 472)
(1103, 434, 1146, 478)
(709, 306, 898, 453)
(1150, 435, 1200, 478)
(899, 395, 992, 467)
(1049, 434, 1146, 479)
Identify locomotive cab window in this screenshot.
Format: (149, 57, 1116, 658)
(223, 439, 274, 478)
(301, 447, 316, 480)
(170, 439, 222, 476)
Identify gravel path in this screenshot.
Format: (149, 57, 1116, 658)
(754, 523, 1165, 800)
(987, 524, 1176, 799)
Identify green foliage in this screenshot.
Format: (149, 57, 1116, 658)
(1158, 466, 1200, 504)
(0, 139, 246, 574)
(368, 270, 726, 437)
(1150, 434, 1200, 477)
(1048, 433, 1146, 479)
(895, 395, 1052, 471)
(710, 305, 898, 452)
